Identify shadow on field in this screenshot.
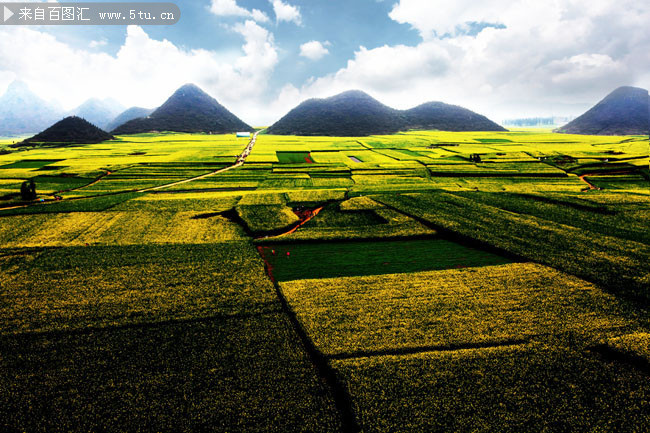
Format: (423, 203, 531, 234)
(0, 313, 342, 433)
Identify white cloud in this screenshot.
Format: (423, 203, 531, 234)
(231, 20, 278, 82)
(278, 0, 650, 121)
(89, 39, 108, 48)
(0, 22, 278, 124)
(271, 0, 301, 25)
(545, 54, 627, 89)
(389, 0, 505, 39)
(299, 41, 330, 60)
(209, 0, 269, 23)
(305, 42, 450, 98)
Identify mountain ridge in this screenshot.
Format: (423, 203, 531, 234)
(106, 107, 155, 132)
(556, 86, 649, 135)
(0, 81, 64, 136)
(18, 116, 114, 146)
(112, 84, 253, 134)
(267, 90, 505, 136)
(70, 98, 125, 130)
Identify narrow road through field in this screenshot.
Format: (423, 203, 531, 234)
(138, 131, 260, 193)
(0, 132, 261, 211)
(579, 174, 600, 191)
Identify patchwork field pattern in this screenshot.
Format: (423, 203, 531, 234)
(1, 130, 648, 431)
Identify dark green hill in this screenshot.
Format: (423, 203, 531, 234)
(267, 91, 404, 136)
(267, 90, 505, 136)
(18, 116, 114, 146)
(556, 86, 649, 135)
(404, 102, 506, 132)
(106, 107, 154, 132)
(112, 84, 253, 134)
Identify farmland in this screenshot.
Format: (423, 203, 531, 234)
(0, 129, 649, 431)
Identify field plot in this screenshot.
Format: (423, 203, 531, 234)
(0, 210, 248, 247)
(280, 263, 637, 356)
(277, 151, 314, 164)
(0, 192, 138, 216)
(334, 343, 650, 432)
(0, 159, 63, 169)
(452, 190, 650, 245)
(0, 243, 276, 334)
(0, 313, 342, 433)
(237, 204, 300, 235)
(261, 239, 513, 282)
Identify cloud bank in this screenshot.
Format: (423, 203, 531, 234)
(0, 21, 278, 123)
(282, 0, 650, 121)
(0, 0, 648, 125)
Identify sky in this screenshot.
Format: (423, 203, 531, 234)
(0, 0, 649, 125)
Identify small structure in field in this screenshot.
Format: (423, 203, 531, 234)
(237, 132, 251, 138)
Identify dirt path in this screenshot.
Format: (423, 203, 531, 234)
(579, 174, 600, 191)
(577, 168, 643, 191)
(138, 131, 260, 193)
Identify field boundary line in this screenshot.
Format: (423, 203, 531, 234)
(257, 245, 361, 433)
(0, 305, 282, 340)
(371, 194, 528, 262)
(328, 340, 529, 361)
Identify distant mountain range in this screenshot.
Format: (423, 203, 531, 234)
(105, 107, 155, 132)
(111, 84, 253, 134)
(3, 81, 648, 139)
(0, 81, 64, 136)
(0, 81, 123, 135)
(503, 116, 575, 127)
(18, 116, 114, 146)
(556, 86, 649, 135)
(70, 98, 125, 130)
(267, 90, 505, 136)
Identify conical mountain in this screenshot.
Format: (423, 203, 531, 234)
(267, 90, 403, 136)
(556, 86, 649, 135)
(403, 101, 506, 132)
(70, 98, 125, 130)
(112, 84, 253, 134)
(19, 116, 114, 146)
(0, 81, 64, 136)
(106, 106, 155, 132)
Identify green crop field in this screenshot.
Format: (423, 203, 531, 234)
(0, 129, 648, 431)
(260, 239, 513, 281)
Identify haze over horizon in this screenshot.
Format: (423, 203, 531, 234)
(0, 0, 648, 125)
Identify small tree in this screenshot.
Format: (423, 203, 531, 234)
(20, 179, 36, 201)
